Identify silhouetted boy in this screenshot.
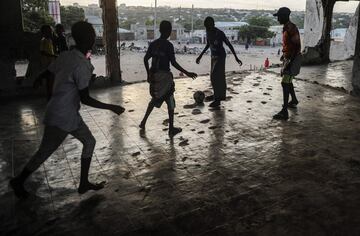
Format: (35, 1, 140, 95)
(273, 7, 301, 120)
(196, 17, 242, 107)
(140, 20, 197, 137)
(10, 21, 125, 198)
(40, 25, 57, 100)
(54, 24, 69, 54)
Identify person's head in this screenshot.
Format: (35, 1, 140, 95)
(159, 20, 172, 39)
(273, 7, 291, 25)
(71, 21, 96, 53)
(204, 17, 215, 30)
(40, 25, 53, 38)
(55, 24, 65, 35)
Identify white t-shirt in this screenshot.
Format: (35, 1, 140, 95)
(44, 49, 94, 132)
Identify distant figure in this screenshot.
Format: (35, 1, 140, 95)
(139, 20, 197, 137)
(39, 25, 57, 100)
(129, 42, 135, 51)
(24, 31, 42, 82)
(196, 16, 242, 107)
(10, 21, 125, 199)
(272, 7, 301, 120)
(120, 42, 126, 50)
(54, 24, 68, 54)
(245, 42, 249, 50)
(277, 48, 281, 56)
(264, 57, 270, 69)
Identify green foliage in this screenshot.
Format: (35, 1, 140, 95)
(23, 0, 54, 32)
(238, 16, 275, 42)
(247, 16, 274, 28)
(145, 18, 154, 26)
(120, 20, 136, 29)
(291, 15, 305, 29)
(60, 6, 85, 30)
(183, 22, 192, 31)
(23, 0, 48, 12)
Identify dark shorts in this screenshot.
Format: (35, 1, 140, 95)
(151, 94, 176, 110)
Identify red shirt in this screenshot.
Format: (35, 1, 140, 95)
(282, 21, 301, 59)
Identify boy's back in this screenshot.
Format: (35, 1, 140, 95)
(147, 39, 175, 73)
(44, 49, 94, 132)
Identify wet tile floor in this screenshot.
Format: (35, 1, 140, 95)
(1, 71, 360, 235)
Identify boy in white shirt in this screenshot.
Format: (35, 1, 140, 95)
(10, 21, 125, 198)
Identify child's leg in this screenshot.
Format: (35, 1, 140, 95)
(140, 100, 156, 129)
(282, 82, 290, 111)
(289, 82, 299, 105)
(166, 96, 182, 137)
(70, 121, 104, 194)
(10, 126, 67, 198)
(273, 76, 291, 120)
(46, 77, 54, 101)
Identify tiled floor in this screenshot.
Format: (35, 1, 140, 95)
(1, 71, 360, 235)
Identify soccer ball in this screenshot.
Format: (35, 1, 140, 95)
(193, 91, 205, 104)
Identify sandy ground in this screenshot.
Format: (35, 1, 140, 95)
(15, 44, 282, 83)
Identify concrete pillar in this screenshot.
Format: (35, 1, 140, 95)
(352, 4, 360, 95)
(302, 0, 336, 65)
(343, 4, 359, 59)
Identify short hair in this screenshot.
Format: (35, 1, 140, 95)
(159, 21, 172, 34)
(55, 24, 64, 32)
(71, 21, 96, 45)
(204, 17, 215, 27)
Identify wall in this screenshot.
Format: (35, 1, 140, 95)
(344, 4, 359, 58)
(303, 0, 324, 48)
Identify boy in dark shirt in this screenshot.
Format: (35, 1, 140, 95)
(54, 24, 69, 54)
(10, 21, 125, 198)
(196, 17, 243, 107)
(139, 21, 197, 137)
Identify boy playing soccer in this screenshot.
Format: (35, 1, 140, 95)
(139, 21, 197, 137)
(196, 17, 242, 107)
(10, 21, 125, 198)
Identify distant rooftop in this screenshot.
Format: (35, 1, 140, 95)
(215, 21, 248, 28)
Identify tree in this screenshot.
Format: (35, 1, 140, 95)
(145, 18, 154, 26)
(23, 0, 54, 32)
(238, 16, 275, 42)
(248, 16, 271, 28)
(291, 15, 305, 29)
(60, 6, 85, 30)
(100, 0, 121, 82)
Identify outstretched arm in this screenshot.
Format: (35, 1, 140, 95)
(224, 38, 242, 66)
(199, 43, 210, 58)
(79, 87, 125, 115)
(196, 43, 210, 64)
(170, 58, 197, 79)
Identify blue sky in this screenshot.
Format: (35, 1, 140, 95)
(60, 0, 359, 13)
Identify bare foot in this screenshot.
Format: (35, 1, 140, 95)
(169, 127, 182, 137)
(78, 181, 106, 194)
